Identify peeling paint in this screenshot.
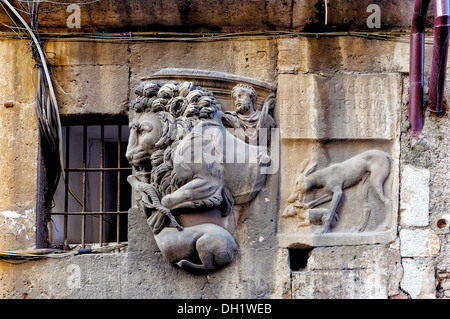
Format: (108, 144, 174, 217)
(1, 210, 21, 220)
(0, 209, 34, 236)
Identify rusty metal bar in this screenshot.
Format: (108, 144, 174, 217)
(63, 125, 71, 250)
(51, 211, 129, 216)
(65, 167, 132, 172)
(99, 125, 104, 246)
(117, 125, 122, 245)
(82, 124, 87, 248)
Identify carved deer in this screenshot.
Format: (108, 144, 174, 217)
(285, 150, 392, 234)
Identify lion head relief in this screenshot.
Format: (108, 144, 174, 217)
(126, 79, 229, 201)
(126, 74, 275, 272)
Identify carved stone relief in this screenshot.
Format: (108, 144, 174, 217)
(282, 150, 393, 231)
(279, 73, 400, 140)
(126, 69, 277, 271)
(278, 73, 400, 248)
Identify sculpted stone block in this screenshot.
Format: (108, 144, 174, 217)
(277, 37, 410, 74)
(278, 73, 400, 248)
(278, 73, 401, 140)
(126, 69, 277, 272)
(283, 150, 393, 234)
(279, 147, 399, 247)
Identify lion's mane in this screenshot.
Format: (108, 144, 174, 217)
(131, 80, 226, 200)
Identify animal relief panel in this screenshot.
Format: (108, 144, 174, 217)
(278, 73, 400, 248)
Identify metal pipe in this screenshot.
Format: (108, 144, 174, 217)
(428, 0, 450, 113)
(99, 125, 104, 246)
(410, 0, 431, 137)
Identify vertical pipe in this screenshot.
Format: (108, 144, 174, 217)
(410, 0, 431, 137)
(428, 0, 450, 113)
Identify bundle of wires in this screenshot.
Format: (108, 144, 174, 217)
(0, 243, 128, 264)
(0, 0, 64, 196)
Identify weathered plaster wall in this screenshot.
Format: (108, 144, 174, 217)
(0, 0, 449, 299)
(0, 39, 39, 252)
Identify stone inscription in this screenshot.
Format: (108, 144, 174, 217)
(279, 73, 400, 140)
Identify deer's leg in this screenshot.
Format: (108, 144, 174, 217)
(306, 193, 333, 209)
(369, 165, 391, 205)
(318, 187, 343, 234)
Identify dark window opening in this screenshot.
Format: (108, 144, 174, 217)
(48, 116, 132, 249)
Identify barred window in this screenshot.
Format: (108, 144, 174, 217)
(49, 116, 132, 249)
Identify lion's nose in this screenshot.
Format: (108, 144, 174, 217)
(126, 152, 133, 162)
(125, 148, 135, 164)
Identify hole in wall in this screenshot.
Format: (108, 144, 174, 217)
(289, 248, 313, 271)
(437, 218, 448, 229)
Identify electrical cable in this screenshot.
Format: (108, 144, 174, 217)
(0, 0, 64, 196)
(0, 28, 433, 45)
(0, 243, 128, 264)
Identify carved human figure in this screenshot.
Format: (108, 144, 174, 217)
(126, 79, 273, 271)
(282, 150, 392, 234)
(224, 84, 276, 144)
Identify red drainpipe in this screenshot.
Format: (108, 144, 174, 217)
(410, 0, 431, 138)
(410, 0, 450, 137)
(428, 0, 450, 114)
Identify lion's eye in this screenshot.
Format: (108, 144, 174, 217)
(129, 122, 138, 131)
(140, 122, 153, 133)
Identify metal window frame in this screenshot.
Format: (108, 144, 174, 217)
(50, 115, 131, 250)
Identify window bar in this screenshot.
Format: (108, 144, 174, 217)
(51, 211, 129, 216)
(82, 124, 87, 249)
(65, 168, 131, 172)
(63, 125, 71, 251)
(99, 125, 104, 246)
(117, 125, 122, 247)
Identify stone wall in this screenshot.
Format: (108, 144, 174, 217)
(0, 0, 448, 299)
(0, 0, 421, 33)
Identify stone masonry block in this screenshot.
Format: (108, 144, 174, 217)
(401, 258, 436, 299)
(53, 65, 130, 115)
(400, 229, 440, 257)
(277, 37, 410, 75)
(400, 165, 430, 227)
